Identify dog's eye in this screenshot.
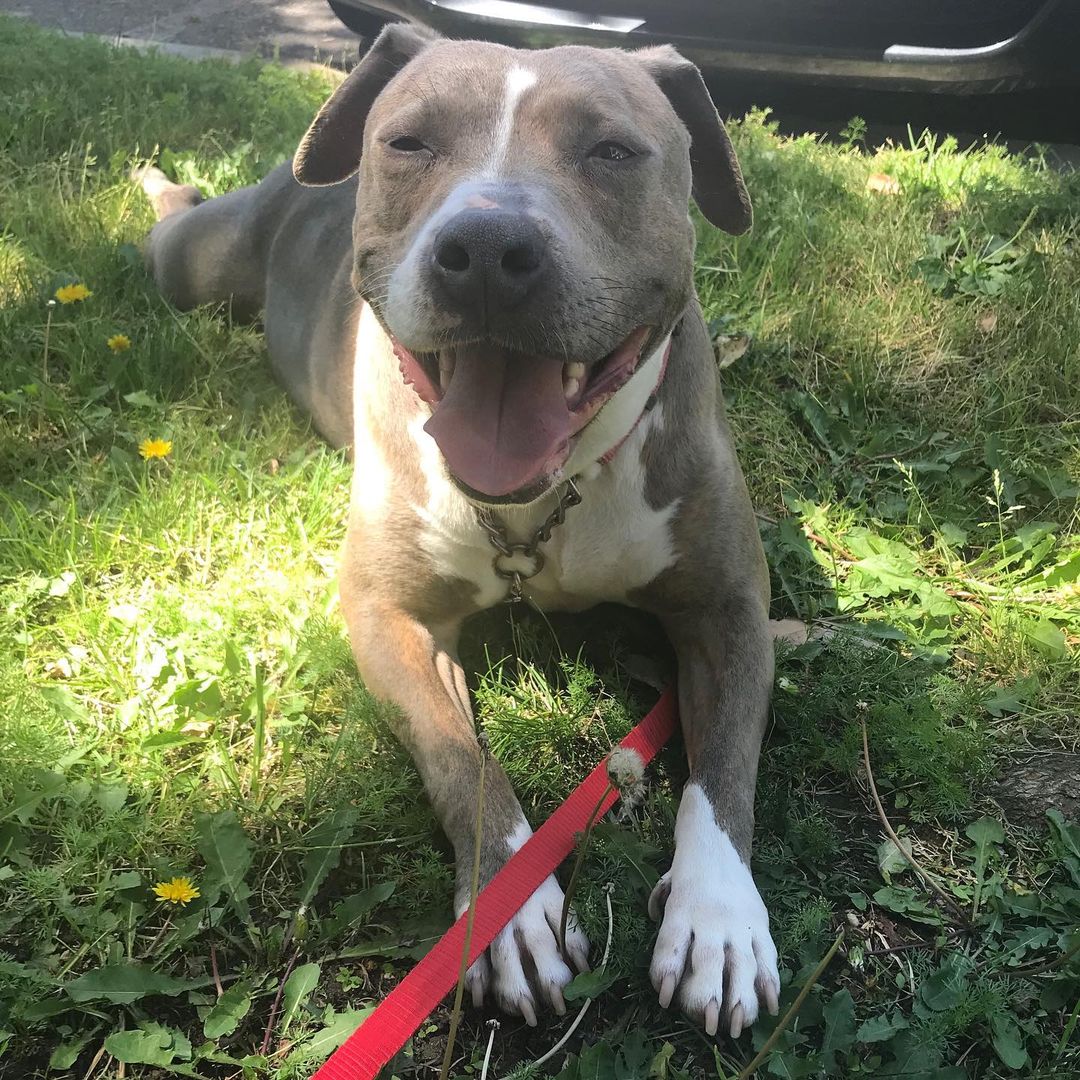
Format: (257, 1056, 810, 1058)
(389, 135, 430, 153)
(590, 141, 636, 162)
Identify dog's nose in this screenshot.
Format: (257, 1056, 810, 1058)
(431, 209, 547, 313)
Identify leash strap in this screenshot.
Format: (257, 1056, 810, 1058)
(311, 687, 679, 1080)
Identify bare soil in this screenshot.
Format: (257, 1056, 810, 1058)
(992, 750, 1080, 830)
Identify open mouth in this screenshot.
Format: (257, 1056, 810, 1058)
(393, 326, 653, 500)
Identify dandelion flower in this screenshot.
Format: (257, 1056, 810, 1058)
(152, 877, 200, 905)
(107, 333, 132, 353)
(139, 437, 172, 460)
(55, 283, 92, 304)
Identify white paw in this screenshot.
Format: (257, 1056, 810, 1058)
(458, 873, 590, 1023)
(649, 784, 780, 1038)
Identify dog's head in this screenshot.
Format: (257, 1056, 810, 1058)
(294, 24, 750, 504)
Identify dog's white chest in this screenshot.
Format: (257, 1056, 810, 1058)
(410, 410, 679, 611)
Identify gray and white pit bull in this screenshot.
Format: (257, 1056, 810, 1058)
(141, 24, 781, 1038)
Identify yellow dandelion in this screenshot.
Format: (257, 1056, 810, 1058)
(152, 876, 200, 905)
(107, 333, 132, 353)
(55, 283, 92, 304)
(139, 437, 173, 460)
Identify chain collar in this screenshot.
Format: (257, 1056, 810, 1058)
(475, 477, 582, 603)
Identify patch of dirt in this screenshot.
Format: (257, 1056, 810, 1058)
(990, 750, 1079, 829)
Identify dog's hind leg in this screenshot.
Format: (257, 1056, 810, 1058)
(136, 165, 268, 319)
(139, 166, 203, 221)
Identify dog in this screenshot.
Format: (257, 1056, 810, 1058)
(140, 24, 781, 1038)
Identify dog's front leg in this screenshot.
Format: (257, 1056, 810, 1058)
(648, 595, 781, 1037)
(342, 595, 589, 1021)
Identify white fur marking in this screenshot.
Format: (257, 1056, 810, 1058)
(460, 817, 589, 1019)
(408, 412, 509, 607)
(408, 397, 679, 609)
(484, 65, 537, 177)
(404, 330, 678, 608)
(506, 818, 533, 853)
(650, 783, 780, 1032)
(528, 403, 678, 606)
(349, 305, 392, 518)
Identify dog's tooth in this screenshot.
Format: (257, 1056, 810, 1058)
(562, 361, 585, 400)
(438, 351, 455, 391)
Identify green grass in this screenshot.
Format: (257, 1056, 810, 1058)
(1, 16, 1079, 1079)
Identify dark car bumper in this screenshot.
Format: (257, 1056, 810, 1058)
(330, 0, 1079, 93)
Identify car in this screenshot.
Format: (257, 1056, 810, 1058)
(326, 0, 1079, 95)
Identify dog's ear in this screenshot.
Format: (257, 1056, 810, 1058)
(636, 46, 751, 235)
(294, 22, 438, 186)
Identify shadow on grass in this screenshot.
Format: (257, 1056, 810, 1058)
(3, 25, 1079, 1074)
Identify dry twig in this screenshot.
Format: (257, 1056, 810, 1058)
(260, 949, 299, 1056)
(439, 737, 489, 1080)
(1003, 938, 1080, 980)
(737, 929, 845, 1080)
(533, 884, 616, 1070)
(559, 782, 611, 962)
(859, 710, 972, 928)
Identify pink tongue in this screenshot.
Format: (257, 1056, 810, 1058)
(424, 344, 572, 497)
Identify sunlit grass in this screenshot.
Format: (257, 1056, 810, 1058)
(0, 16, 1077, 1079)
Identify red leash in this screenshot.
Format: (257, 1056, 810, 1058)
(312, 687, 679, 1080)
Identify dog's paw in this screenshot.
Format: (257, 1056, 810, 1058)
(649, 784, 780, 1038)
(459, 874, 589, 1024)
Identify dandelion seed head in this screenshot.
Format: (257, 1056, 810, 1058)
(606, 746, 645, 790)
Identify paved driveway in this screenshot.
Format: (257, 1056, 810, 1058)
(0, 0, 359, 64)
(4, 0, 1077, 155)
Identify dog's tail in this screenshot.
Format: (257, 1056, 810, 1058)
(131, 164, 203, 222)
